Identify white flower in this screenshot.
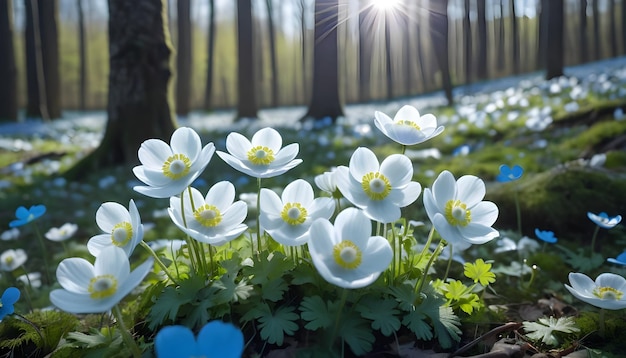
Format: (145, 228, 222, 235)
(308, 208, 392, 289)
(314, 168, 340, 197)
(423, 170, 499, 246)
(564, 272, 626, 310)
(87, 200, 144, 257)
(169, 182, 248, 246)
(260, 179, 335, 246)
(45, 223, 78, 242)
(133, 127, 216, 198)
(1, 228, 19, 241)
(49, 246, 153, 314)
(587, 212, 622, 229)
(335, 147, 421, 223)
(17, 272, 42, 288)
(374, 105, 444, 145)
(216, 127, 302, 178)
(0, 249, 27, 271)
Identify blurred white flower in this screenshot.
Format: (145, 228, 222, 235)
(0, 249, 28, 271)
(1, 228, 19, 241)
(17, 272, 42, 288)
(45, 223, 78, 242)
(374, 105, 444, 146)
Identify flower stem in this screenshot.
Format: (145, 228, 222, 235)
(330, 289, 349, 350)
(514, 187, 522, 236)
(590, 226, 600, 253)
(139, 241, 180, 286)
(256, 177, 263, 253)
(112, 304, 142, 358)
(32, 223, 51, 284)
(443, 244, 453, 281)
(599, 308, 606, 338)
(415, 240, 444, 295)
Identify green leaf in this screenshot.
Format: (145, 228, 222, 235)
(356, 298, 401, 337)
(299, 295, 334, 330)
(432, 306, 462, 349)
(146, 276, 205, 330)
(256, 304, 300, 346)
(290, 262, 318, 286)
(244, 251, 295, 285)
(261, 277, 289, 302)
(338, 311, 375, 356)
(214, 275, 254, 303)
(464, 259, 496, 286)
(557, 246, 604, 271)
(522, 316, 580, 346)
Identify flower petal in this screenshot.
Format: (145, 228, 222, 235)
(456, 175, 486, 207)
(155, 326, 197, 357)
(56, 258, 95, 294)
(251, 127, 282, 152)
(197, 321, 244, 358)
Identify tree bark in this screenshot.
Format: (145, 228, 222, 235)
(203, 0, 215, 110)
(591, 0, 600, 60)
(358, 2, 371, 102)
(609, 0, 617, 57)
(265, 0, 279, 107)
(510, 0, 520, 73)
(536, 0, 547, 70)
(463, 0, 472, 85)
(176, 0, 192, 115)
(25, 0, 61, 119)
(77, 0, 87, 110)
(0, 0, 17, 121)
(476, 0, 488, 79)
(429, 0, 453, 105)
(579, 0, 588, 63)
(67, 0, 176, 177)
(302, 0, 344, 121)
(236, 0, 258, 119)
(384, 11, 393, 100)
(545, 0, 564, 80)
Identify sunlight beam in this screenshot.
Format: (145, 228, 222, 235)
(371, 0, 402, 12)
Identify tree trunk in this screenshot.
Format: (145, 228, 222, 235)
(536, 0, 548, 70)
(265, 0, 279, 107)
(476, 0, 487, 79)
(579, 0, 587, 63)
(622, 0, 626, 54)
(545, 0, 564, 80)
(510, 0, 520, 73)
(358, 2, 371, 102)
(203, 0, 215, 110)
(384, 12, 393, 100)
(497, 0, 505, 71)
(463, 0, 472, 85)
(66, 0, 176, 178)
(0, 0, 17, 121)
(302, 0, 344, 121)
(236, 0, 258, 119)
(176, 0, 191, 116)
(609, 0, 617, 57)
(416, 0, 428, 93)
(429, 0, 453, 105)
(25, 0, 61, 119)
(299, 0, 308, 103)
(77, 0, 87, 110)
(591, 0, 600, 60)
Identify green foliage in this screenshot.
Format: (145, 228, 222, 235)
(0, 311, 78, 355)
(522, 316, 580, 346)
(299, 295, 335, 330)
(464, 259, 496, 286)
(241, 303, 299, 346)
(355, 297, 401, 337)
(556, 245, 604, 272)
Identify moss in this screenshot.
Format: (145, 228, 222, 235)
(559, 120, 626, 152)
(487, 165, 626, 241)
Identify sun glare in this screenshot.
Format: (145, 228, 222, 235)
(371, 0, 402, 11)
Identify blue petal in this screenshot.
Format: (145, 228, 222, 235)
(534, 228, 557, 243)
(14, 206, 29, 220)
(197, 321, 244, 358)
(511, 165, 524, 178)
(2, 287, 20, 306)
(9, 219, 27, 228)
(155, 325, 197, 358)
(30, 205, 46, 218)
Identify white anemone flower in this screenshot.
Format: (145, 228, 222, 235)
(423, 170, 499, 246)
(169, 182, 248, 246)
(260, 179, 335, 246)
(49, 246, 153, 314)
(1, 228, 19, 241)
(45, 222, 78, 242)
(335, 147, 421, 224)
(87, 200, 144, 257)
(216, 127, 302, 178)
(133, 127, 216, 198)
(308, 208, 392, 289)
(374, 105, 444, 145)
(565, 272, 626, 310)
(0, 249, 27, 271)
(17, 272, 42, 288)
(314, 168, 341, 198)
(587, 212, 622, 229)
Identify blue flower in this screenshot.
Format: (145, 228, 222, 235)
(9, 205, 46, 228)
(155, 321, 244, 358)
(607, 251, 626, 266)
(0, 287, 20, 320)
(535, 228, 557, 244)
(496, 164, 524, 182)
(587, 212, 622, 229)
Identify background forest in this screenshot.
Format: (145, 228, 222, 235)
(0, 0, 625, 120)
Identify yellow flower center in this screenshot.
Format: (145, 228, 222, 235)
(162, 153, 191, 179)
(88, 274, 118, 299)
(4, 256, 13, 265)
(396, 120, 421, 130)
(445, 199, 471, 227)
(593, 286, 624, 300)
(247, 146, 275, 165)
(280, 202, 308, 226)
(111, 222, 133, 247)
(361, 172, 391, 200)
(194, 204, 222, 227)
(333, 240, 362, 269)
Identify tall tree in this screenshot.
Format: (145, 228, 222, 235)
(579, 0, 588, 63)
(510, 0, 520, 73)
(265, 0, 279, 107)
(176, 0, 192, 115)
(67, 0, 176, 176)
(429, 0, 453, 105)
(536, 0, 547, 69)
(25, 0, 61, 119)
(358, 2, 372, 102)
(609, 0, 617, 57)
(302, 0, 344, 121)
(544, 0, 564, 80)
(0, 0, 17, 121)
(415, 0, 429, 93)
(203, 0, 215, 110)
(77, 0, 87, 110)
(591, 0, 600, 60)
(384, 11, 393, 100)
(236, 0, 258, 119)
(476, 0, 488, 79)
(463, 0, 472, 84)
(623, 0, 626, 54)
(299, 0, 309, 103)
